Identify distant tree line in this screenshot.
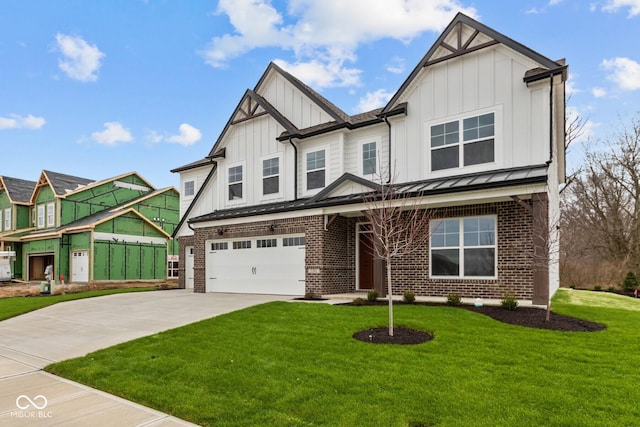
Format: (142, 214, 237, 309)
(560, 114, 640, 288)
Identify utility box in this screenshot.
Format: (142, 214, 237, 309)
(0, 251, 16, 282)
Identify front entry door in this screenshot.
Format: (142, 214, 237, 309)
(358, 227, 374, 290)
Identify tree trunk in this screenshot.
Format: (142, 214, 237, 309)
(387, 255, 394, 336)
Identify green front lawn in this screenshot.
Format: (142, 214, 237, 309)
(46, 289, 640, 426)
(0, 287, 158, 321)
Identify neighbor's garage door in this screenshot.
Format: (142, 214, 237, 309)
(205, 235, 305, 295)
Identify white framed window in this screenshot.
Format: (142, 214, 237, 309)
(430, 216, 497, 278)
(47, 203, 55, 227)
(184, 180, 195, 197)
(37, 205, 45, 228)
(361, 141, 377, 176)
(262, 156, 280, 196)
(305, 148, 326, 191)
(430, 112, 495, 171)
(227, 163, 244, 201)
(3, 208, 10, 231)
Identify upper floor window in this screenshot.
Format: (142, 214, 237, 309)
(47, 203, 55, 227)
(184, 180, 195, 197)
(3, 208, 10, 231)
(306, 149, 326, 190)
(262, 157, 280, 195)
(430, 112, 495, 171)
(228, 165, 243, 201)
(37, 205, 45, 228)
(430, 216, 496, 278)
(362, 142, 376, 175)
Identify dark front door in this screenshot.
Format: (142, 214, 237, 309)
(358, 231, 374, 290)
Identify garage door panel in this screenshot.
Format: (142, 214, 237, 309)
(205, 235, 305, 295)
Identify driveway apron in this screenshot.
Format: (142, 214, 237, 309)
(0, 289, 288, 426)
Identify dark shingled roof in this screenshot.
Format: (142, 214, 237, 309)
(171, 157, 215, 173)
(1, 176, 36, 203)
(43, 170, 95, 195)
(189, 164, 548, 224)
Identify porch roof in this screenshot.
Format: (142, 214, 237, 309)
(189, 164, 548, 224)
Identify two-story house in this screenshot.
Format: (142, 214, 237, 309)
(172, 13, 566, 304)
(0, 170, 180, 285)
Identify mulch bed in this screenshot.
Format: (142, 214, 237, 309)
(348, 300, 606, 344)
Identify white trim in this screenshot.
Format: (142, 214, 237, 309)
(114, 181, 151, 192)
(46, 202, 55, 228)
(37, 205, 45, 229)
(359, 140, 378, 177)
(425, 105, 503, 177)
(3, 208, 10, 231)
(93, 232, 167, 245)
(302, 146, 330, 197)
(184, 180, 195, 197)
(226, 161, 246, 206)
(259, 153, 283, 201)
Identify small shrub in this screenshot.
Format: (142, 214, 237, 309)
(608, 286, 616, 293)
(446, 293, 462, 306)
(352, 297, 367, 306)
(622, 271, 639, 292)
(367, 290, 379, 302)
(403, 290, 416, 304)
(500, 291, 518, 311)
(593, 285, 602, 292)
(569, 285, 576, 289)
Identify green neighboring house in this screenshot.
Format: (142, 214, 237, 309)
(0, 176, 37, 280)
(0, 170, 179, 285)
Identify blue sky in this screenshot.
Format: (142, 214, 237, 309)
(1, 0, 639, 189)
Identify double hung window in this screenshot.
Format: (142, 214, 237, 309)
(431, 112, 495, 171)
(306, 150, 326, 190)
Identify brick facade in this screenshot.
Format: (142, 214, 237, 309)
(182, 199, 537, 300)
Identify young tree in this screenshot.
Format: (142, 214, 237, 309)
(362, 177, 433, 336)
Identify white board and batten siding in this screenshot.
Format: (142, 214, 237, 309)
(205, 235, 305, 295)
(393, 45, 553, 185)
(261, 72, 335, 130)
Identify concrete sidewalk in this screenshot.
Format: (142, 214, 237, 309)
(0, 289, 289, 426)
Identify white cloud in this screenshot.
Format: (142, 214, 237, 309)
(386, 56, 405, 74)
(549, 0, 564, 5)
(274, 57, 361, 88)
(91, 122, 133, 145)
(167, 123, 202, 146)
(355, 89, 395, 113)
(55, 34, 105, 82)
(202, 0, 477, 88)
(592, 87, 607, 97)
(602, 0, 640, 16)
(0, 114, 46, 130)
(602, 57, 640, 90)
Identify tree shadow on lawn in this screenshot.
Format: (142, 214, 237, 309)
(347, 301, 606, 345)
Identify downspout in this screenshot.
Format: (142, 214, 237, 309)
(383, 116, 392, 184)
(548, 75, 554, 163)
(289, 138, 298, 200)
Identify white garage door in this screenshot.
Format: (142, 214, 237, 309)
(205, 235, 305, 295)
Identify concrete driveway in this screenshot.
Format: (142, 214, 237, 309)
(0, 289, 289, 426)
